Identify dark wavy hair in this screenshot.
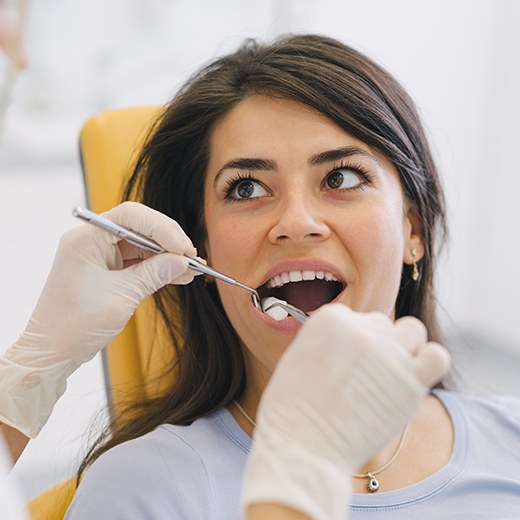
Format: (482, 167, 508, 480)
(78, 33, 447, 479)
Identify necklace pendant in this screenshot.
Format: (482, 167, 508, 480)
(366, 473, 380, 493)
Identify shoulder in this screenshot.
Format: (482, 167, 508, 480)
(65, 429, 211, 519)
(65, 409, 246, 520)
(441, 389, 520, 416)
(437, 390, 520, 438)
(86, 423, 212, 485)
(65, 408, 250, 519)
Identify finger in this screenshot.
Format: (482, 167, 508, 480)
(103, 202, 197, 257)
(118, 241, 155, 267)
(119, 244, 207, 271)
(171, 270, 199, 285)
(412, 343, 451, 388)
(357, 311, 393, 335)
(122, 254, 193, 298)
(392, 316, 428, 355)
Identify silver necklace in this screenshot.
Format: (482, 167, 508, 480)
(352, 423, 409, 492)
(233, 399, 257, 428)
(232, 399, 409, 493)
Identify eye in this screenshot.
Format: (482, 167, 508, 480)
(225, 176, 270, 201)
(322, 166, 369, 191)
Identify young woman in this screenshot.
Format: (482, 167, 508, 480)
(1, 34, 518, 518)
(0, 200, 446, 520)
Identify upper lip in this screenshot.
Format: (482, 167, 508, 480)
(253, 258, 347, 290)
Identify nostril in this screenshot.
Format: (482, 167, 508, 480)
(270, 231, 328, 244)
(268, 218, 331, 243)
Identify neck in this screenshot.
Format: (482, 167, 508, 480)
(352, 394, 453, 493)
(230, 394, 453, 494)
(232, 353, 269, 435)
(230, 393, 259, 438)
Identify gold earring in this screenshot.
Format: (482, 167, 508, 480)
(411, 248, 420, 281)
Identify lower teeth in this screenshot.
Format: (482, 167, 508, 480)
(261, 296, 289, 321)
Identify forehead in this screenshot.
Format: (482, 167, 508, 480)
(207, 94, 395, 174)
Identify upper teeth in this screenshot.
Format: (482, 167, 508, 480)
(266, 270, 340, 289)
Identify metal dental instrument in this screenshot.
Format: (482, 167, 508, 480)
(72, 207, 263, 309)
(73, 207, 310, 323)
(262, 300, 309, 324)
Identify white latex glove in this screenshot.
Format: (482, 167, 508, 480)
(0, 202, 200, 438)
(242, 304, 451, 520)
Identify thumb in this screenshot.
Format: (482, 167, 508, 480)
(122, 254, 192, 299)
(413, 343, 451, 388)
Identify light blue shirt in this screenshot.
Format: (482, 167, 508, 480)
(65, 390, 520, 519)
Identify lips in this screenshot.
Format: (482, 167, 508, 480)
(255, 261, 347, 314)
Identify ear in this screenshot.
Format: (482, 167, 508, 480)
(402, 207, 425, 265)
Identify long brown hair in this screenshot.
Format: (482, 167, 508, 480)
(78, 34, 447, 478)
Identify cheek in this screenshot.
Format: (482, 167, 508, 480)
(207, 224, 250, 270)
(205, 212, 264, 271)
(340, 203, 405, 258)
(338, 203, 406, 311)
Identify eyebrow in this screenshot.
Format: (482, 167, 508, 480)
(213, 158, 276, 185)
(213, 146, 380, 185)
(309, 146, 381, 167)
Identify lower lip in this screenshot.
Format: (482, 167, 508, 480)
(253, 286, 347, 332)
(254, 306, 304, 332)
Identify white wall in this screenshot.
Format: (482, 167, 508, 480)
(1, 0, 519, 501)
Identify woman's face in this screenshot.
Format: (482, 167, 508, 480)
(204, 95, 423, 388)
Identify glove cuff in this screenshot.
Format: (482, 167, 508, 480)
(0, 356, 78, 438)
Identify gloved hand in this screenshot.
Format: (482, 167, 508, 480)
(242, 304, 451, 520)
(0, 202, 200, 438)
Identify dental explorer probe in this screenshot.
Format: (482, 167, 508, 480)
(72, 207, 309, 323)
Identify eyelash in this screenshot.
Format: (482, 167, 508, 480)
(223, 172, 260, 202)
(223, 162, 374, 202)
(323, 161, 374, 191)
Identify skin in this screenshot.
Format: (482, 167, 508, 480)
(248, 504, 309, 519)
(0, 424, 28, 464)
(204, 95, 452, 494)
(205, 94, 421, 394)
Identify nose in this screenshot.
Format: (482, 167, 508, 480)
(267, 191, 331, 244)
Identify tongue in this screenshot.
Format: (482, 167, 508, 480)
(280, 280, 337, 313)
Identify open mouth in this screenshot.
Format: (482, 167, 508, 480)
(256, 270, 345, 314)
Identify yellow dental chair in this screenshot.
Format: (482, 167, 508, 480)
(27, 106, 170, 519)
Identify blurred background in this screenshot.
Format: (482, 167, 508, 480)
(1, 0, 519, 503)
